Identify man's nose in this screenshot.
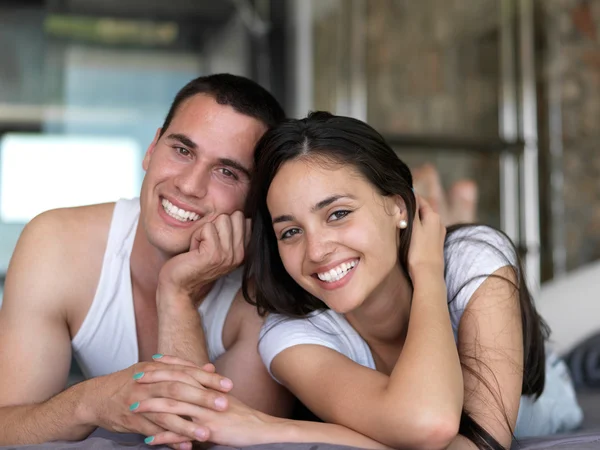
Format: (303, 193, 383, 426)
(174, 164, 209, 199)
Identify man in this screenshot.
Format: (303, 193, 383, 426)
(0, 74, 292, 447)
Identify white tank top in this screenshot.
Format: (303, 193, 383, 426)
(71, 198, 242, 378)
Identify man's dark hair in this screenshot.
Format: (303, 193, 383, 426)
(159, 73, 285, 137)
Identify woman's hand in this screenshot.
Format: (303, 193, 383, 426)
(407, 195, 446, 280)
(128, 355, 234, 448)
(135, 393, 279, 448)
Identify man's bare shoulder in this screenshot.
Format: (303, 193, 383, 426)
(3, 203, 117, 314)
(18, 203, 116, 263)
(29, 202, 115, 237)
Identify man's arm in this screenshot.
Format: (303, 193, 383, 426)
(0, 211, 96, 444)
(0, 210, 230, 446)
(155, 213, 248, 367)
(156, 287, 210, 367)
(155, 212, 293, 419)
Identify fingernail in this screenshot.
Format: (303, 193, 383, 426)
(194, 428, 208, 440)
(180, 443, 192, 450)
(220, 378, 233, 389)
(215, 397, 227, 409)
(133, 372, 144, 380)
(152, 354, 163, 359)
(144, 436, 155, 444)
(129, 402, 140, 411)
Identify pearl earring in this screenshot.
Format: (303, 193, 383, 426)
(399, 220, 408, 229)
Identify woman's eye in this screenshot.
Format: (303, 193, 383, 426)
(175, 147, 191, 157)
(281, 228, 301, 240)
(329, 210, 351, 221)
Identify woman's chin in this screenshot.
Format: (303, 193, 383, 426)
(322, 297, 363, 315)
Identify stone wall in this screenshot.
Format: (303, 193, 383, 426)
(538, 0, 600, 274)
(364, 0, 502, 229)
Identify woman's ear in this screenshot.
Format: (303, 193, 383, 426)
(391, 195, 408, 229)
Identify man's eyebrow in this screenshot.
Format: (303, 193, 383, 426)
(166, 133, 197, 149)
(219, 158, 251, 179)
(312, 195, 356, 212)
(272, 214, 294, 225)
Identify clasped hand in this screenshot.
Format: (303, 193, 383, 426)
(92, 355, 232, 448)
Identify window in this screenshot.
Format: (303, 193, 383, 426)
(0, 133, 140, 223)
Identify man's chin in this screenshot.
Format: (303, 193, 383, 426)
(145, 228, 192, 257)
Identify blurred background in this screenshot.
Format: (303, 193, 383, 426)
(0, 0, 599, 309)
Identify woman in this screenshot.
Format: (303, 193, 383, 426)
(139, 112, 582, 450)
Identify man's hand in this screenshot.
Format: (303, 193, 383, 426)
(89, 356, 233, 445)
(158, 211, 249, 304)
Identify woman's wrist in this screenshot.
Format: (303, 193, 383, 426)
(255, 415, 301, 443)
(409, 263, 445, 284)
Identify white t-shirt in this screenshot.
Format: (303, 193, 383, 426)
(259, 225, 517, 372)
(258, 225, 584, 438)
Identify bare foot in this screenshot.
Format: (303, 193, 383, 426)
(412, 163, 448, 220)
(447, 180, 478, 225)
(412, 164, 478, 226)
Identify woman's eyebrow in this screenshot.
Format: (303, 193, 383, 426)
(311, 194, 356, 212)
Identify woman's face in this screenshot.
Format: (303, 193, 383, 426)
(267, 157, 406, 313)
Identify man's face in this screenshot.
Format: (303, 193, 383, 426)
(140, 93, 267, 256)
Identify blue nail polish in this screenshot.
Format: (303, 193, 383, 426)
(129, 402, 140, 411)
(144, 436, 155, 444)
(152, 354, 163, 359)
(133, 372, 144, 380)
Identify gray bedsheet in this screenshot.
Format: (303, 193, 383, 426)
(0, 428, 364, 450)
(3, 390, 600, 449)
(3, 427, 600, 450)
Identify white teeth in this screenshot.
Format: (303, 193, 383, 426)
(161, 198, 200, 223)
(317, 260, 358, 283)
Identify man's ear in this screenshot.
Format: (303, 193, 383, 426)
(142, 128, 162, 171)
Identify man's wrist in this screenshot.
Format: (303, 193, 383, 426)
(156, 281, 213, 311)
(156, 284, 194, 310)
(47, 378, 97, 429)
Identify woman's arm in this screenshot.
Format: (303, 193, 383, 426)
(448, 265, 523, 449)
(135, 389, 392, 449)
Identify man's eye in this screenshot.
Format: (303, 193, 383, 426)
(219, 168, 239, 180)
(175, 147, 191, 157)
(329, 210, 351, 221)
(281, 228, 301, 240)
